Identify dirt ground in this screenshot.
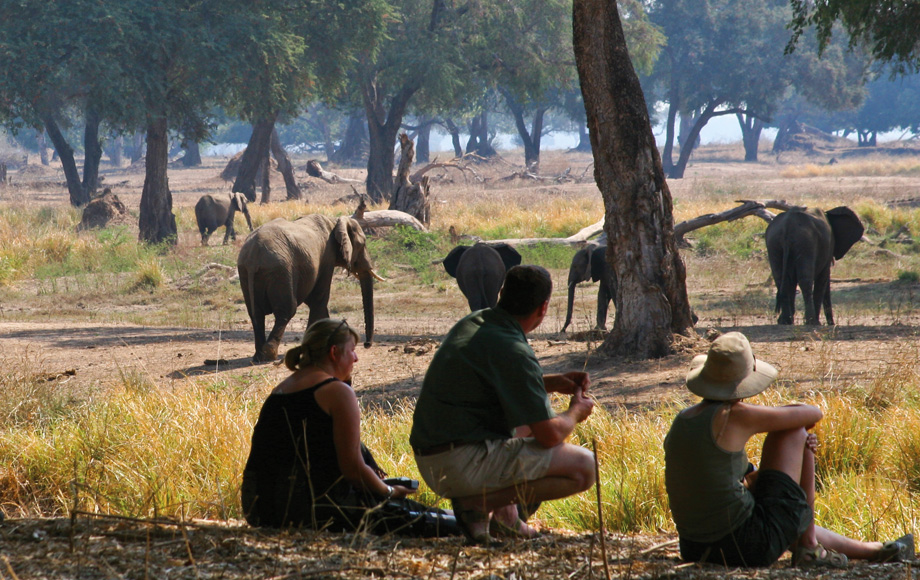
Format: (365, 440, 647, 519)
(2, 147, 920, 578)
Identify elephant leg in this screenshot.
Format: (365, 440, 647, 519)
(222, 224, 234, 245)
(201, 233, 209, 246)
(800, 280, 819, 325)
(815, 270, 834, 325)
(596, 280, 611, 330)
(259, 314, 293, 362)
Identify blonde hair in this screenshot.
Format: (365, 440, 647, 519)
(284, 318, 359, 371)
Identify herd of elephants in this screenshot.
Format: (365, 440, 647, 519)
(192, 192, 865, 362)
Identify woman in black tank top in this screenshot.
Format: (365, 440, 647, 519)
(241, 318, 457, 536)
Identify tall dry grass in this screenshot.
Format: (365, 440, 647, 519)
(2, 347, 919, 542)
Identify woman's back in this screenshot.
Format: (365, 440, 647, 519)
(243, 378, 347, 527)
(664, 402, 754, 542)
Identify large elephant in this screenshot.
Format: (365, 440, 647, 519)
(561, 243, 616, 333)
(237, 215, 381, 362)
(765, 206, 864, 325)
(195, 193, 253, 246)
(442, 242, 522, 311)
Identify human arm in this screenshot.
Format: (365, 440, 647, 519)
(721, 402, 823, 451)
(529, 387, 595, 448)
(543, 372, 590, 395)
(318, 381, 415, 499)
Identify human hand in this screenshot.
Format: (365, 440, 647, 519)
(805, 433, 818, 454)
(568, 386, 595, 423)
(550, 372, 590, 395)
(391, 485, 417, 499)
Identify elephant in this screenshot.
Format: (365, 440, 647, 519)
(237, 215, 382, 363)
(442, 242, 522, 311)
(561, 243, 617, 333)
(195, 193, 253, 246)
(765, 206, 864, 325)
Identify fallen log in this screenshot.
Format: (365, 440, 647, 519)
(351, 195, 426, 231)
(304, 160, 362, 184)
(484, 220, 604, 247)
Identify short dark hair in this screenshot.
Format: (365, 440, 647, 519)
(497, 265, 552, 316)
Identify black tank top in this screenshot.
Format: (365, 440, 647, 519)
(243, 378, 346, 525)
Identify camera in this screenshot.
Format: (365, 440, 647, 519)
(384, 477, 419, 490)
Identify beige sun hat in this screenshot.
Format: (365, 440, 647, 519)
(686, 332, 778, 400)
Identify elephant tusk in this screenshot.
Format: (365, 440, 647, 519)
(371, 269, 386, 282)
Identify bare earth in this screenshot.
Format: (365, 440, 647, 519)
(2, 148, 920, 578)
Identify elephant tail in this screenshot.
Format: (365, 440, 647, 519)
(775, 243, 793, 314)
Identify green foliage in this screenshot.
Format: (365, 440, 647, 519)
(897, 270, 920, 284)
(689, 220, 764, 259)
(368, 226, 446, 285)
(518, 244, 577, 270)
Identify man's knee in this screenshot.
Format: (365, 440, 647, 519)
(552, 445, 596, 492)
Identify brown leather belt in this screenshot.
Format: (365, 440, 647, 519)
(413, 441, 466, 457)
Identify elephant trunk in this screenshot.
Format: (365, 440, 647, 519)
(359, 272, 375, 348)
(242, 208, 253, 232)
(562, 282, 577, 333)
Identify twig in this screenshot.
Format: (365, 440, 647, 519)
(2, 555, 21, 580)
(70, 509, 226, 530)
(449, 544, 460, 580)
(592, 438, 611, 580)
(638, 539, 679, 556)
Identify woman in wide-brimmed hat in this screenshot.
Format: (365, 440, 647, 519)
(663, 332, 912, 568)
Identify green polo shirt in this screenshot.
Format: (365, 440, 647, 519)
(410, 307, 554, 450)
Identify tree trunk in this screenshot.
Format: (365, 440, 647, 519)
(37, 131, 50, 166)
(130, 131, 145, 163)
(737, 113, 764, 162)
(668, 102, 719, 179)
(270, 129, 301, 200)
(259, 141, 271, 204)
(109, 135, 124, 167)
(138, 116, 177, 245)
(389, 133, 430, 225)
(41, 112, 88, 207)
(81, 106, 103, 199)
(573, 120, 592, 152)
(573, 0, 694, 359)
(502, 88, 544, 170)
(181, 139, 202, 167)
(661, 82, 679, 174)
(444, 118, 464, 157)
(362, 76, 419, 203)
(466, 112, 497, 157)
(416, 122, 431, 163)
(233, 114, 278, 202)
(330, 112, 367, 166)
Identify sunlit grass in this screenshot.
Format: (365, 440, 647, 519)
(1, 351, 918, 542)
(781, 159, 920, 179)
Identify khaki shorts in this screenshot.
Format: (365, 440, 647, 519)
(415, 438, 554, 499)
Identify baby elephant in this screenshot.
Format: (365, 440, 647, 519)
(195, 193, 253, 246)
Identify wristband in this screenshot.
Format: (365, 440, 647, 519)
(385, 485, 394, 499)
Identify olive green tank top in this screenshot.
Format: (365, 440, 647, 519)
(663, 402, 755, 543)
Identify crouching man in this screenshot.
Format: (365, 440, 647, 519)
(410, 265, 596, 544)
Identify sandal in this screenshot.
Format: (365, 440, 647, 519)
(869, 533, 914, 563)
(449, 499, 501, 546)
(792, 543, 848, 569)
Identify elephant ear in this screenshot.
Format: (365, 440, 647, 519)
(590, 245, 607, 282)
(333, 216, 355, 269)
(442, 245, 468, 278)
(493, 243, 522, 272)
(826, 206, 864, 260)
(230, 193, 247, 212)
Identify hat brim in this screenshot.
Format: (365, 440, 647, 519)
(686, 354, 778, 400)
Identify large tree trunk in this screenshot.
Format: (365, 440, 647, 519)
(573, 0, 694, 359)
(466, 112, 497, 157)
(41, 112, 88, 207)
(737, 113, 764, 162)
(81, 106, 103, 199)
(232, 114, 278, 202)
(138, 116, 177, 244)
(330, 112, 367, 166)
(270, 129, 301, 200)
(130, 131, 145, 163)
(389, 133, 430, 225)
(661, 81, 679, 174)
(362, 78, 419, 203)
(181, 139, 202, 167)
(668, 102, 720, 179)
(502, 89, 545, 170)
(37, 130, 50, 166)
(416, 121, 431, 163)
(109, 135, 124, 167)
(259, 141, 271, 204)
(444, 118, 464, 158)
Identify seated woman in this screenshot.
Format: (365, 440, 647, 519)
(664, 332, 912, 568)
(242, 318, 457, 536)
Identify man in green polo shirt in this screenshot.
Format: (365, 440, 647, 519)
(410, 265, 596, 545)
